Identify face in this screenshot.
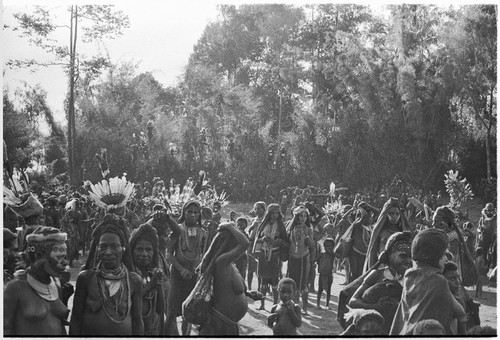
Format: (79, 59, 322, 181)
(98, 233, 123, 270)
(389, 249, 411, 275)
(297, 211, 308, 225)
(358, 320, 383, 335)
(236, 220, 247, 231)
(437, 249, 449, 271)
(184, 205, 201, 226)
(269, 210, 280, 222)
(387, 207, 401, 224)
(133, 239, 154, 268)
(278, 283, 294, 303)
(43, 243, 68, 277)
(485, 208, 495, 218)
(255, 205, 265, 218)
(4, 239, 20, 271)
(444, 269, 460, 295)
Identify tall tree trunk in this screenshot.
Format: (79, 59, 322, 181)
(486, 126, 491, 180)
(67, 6, 75, 185)
(68, 6, 78, 185)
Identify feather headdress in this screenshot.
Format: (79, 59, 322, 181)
(88, 175, 136, 211)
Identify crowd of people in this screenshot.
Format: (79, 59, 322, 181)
(3, 169, 497, 336)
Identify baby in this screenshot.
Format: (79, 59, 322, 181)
(267, 278, 302, 335)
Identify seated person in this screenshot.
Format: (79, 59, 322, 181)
(348, 232, 412, 334)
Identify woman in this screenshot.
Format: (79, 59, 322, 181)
(4, 226, 70, 335)
(286, 205, 314, 315)
(390, 228, 467, 335)
(197, 222, 251, 335)
(349, 232, 412, 334)
(165, 200, 207, 335)
(252, 203, 288, 310)
(364, 198, 409, 272)
(130, 223, 166, 335)
(69, 214, 144, 335)
(247, 201, 266, 290)
(347, 202, 376, 283)
(433, 206, 477, 286)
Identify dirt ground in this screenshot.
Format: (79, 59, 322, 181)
(67, 198, 497, 335)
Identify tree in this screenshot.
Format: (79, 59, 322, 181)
(8, 5, 130, 185)
(445, 5, 497, 181)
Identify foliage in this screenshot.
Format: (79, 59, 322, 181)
(6, 4, 497, 203)
(444, 169, 474, 210)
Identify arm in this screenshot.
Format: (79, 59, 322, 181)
(215, 223, 251, 268)
(130, 272, 144, 335)
(69, 271, 91, 335)
(289, 304, 302, 327)
(3, 281, 19, 335)
(348, 270, 381, 311)
(157, 282, 165, 335)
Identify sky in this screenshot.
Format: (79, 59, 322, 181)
(2, 0, 222, 124)
(1, 0, 477, 126)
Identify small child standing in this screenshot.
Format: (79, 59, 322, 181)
(474, 247, 487, 298)
(267, 278, 302, 335)
(234, 217, 250, 280)
(317, 238, 336, 309)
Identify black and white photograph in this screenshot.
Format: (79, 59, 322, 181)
(2, 0, 497, 336)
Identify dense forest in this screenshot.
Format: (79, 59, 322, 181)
(3, 4, 497, 202)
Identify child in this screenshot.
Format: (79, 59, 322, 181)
(316, 238, 335, 309)
(474, 247, 487, 298)
(234, 217, 249, 280)
(267, 278, 302, 335)
(412, 319, 446, 335)
(340, 309, 385, 336)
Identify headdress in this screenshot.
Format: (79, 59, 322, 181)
(253, 201, 266, 212)
(25, 226, 67, 261)
(88, 175, 136, 213)
(293, 205, 309, 216)
(178, 200, 202, 225)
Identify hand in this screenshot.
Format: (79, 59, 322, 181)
(285, 300, 295, 309)
(61, 282, 75, 306)
(246, 290, 264, 301)
(153, 209, 168, 221)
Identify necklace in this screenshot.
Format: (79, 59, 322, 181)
(96, 266, 130, 323)
(27, 274, 59, 301)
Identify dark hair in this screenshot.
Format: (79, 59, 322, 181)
(278, 277, 296, 291)
(356, 311, 385, 327)
(413, 319, 445, 335)
(476, 247, 484, 256)
(235, 217, 248, 227)
(467, 325, 497, 335)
